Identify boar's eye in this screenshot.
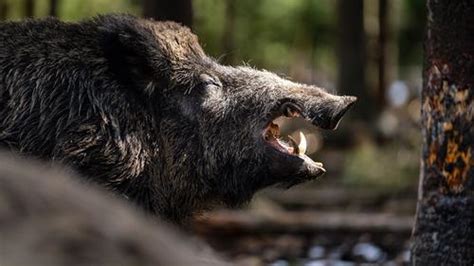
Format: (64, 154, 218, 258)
(198, 73, 222, 89)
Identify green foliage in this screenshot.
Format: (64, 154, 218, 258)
(60, 0, 140, 20)
(193, 0, 226, 57)
(3, 0, 139, 20)
(194, 0, 336, 73)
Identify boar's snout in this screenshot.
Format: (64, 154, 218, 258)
(310, 95, 357, 130)
(329, 95, 357, 129)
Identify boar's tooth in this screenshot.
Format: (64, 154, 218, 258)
(298, 131, 307, 155)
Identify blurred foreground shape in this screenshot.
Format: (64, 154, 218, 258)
(0, 152, 227, 266)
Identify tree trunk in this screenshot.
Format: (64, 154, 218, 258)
(142, 0, 193, 28)
(336, 0, 372, 119)
(377, 0, 388, 109)
(24, 0, 34, 18)
(49, 0, 58, 17)
(411, 0, 474, 265)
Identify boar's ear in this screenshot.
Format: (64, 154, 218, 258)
(99, 17, 208, 93)
(100, 24, 160, 93)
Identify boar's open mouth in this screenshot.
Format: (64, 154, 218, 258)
(263, 104, 307, 156)
(262, 103, 324, 174)
(261, 97, 355, 182)
(263, 121, 311, 158)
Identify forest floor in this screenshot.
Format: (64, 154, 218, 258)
(193, 185, 416, 266)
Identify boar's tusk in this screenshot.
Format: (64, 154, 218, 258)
(298, 131, 307, 155)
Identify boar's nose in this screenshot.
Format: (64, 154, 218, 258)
(311, 96, 357, 130)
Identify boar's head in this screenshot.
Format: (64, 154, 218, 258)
(103, 16, 356, 210)
(191, 70, 356, 206)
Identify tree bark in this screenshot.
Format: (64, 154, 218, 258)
(411, 0, 474, 265)
(142, 0, 193, 28)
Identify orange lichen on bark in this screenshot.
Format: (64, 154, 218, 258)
(455, 89, 468, 102)
(427, 142, 438, 166)
(442, 138, 472, 192)
(443, 122, 453, 131)
(455, 89, 469, 116)
(423, 63, 473, 193)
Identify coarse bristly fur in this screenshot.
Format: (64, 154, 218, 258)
(0, 14, 356, 224)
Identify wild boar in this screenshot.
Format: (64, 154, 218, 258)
(0, 14, 356, 223)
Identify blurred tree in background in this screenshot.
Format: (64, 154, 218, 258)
(49, 0, 57, 17)
(143, 0, 193, 27)
(0, 0, 8, 20)
(336, 0, 373, 121)
(24, 0, 33, 17)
